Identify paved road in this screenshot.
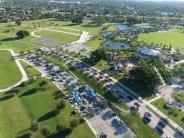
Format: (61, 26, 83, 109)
(0, 49, 28, 92)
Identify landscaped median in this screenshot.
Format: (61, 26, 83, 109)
(20, 60, 42, 78)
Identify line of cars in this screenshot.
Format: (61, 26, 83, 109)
(25, 53, 103, 116)
(35, 47, 135, 103)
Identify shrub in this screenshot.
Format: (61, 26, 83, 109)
(70, 119, 79, 128)
(16, 30, 29, 38)
(40, 126, 50, 137)
(56, 123, 65, 132)
(30, 121, 39, 132)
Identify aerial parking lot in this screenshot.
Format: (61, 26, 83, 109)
(89, 108, 136, 138)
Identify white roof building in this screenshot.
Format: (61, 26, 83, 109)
(139, 47, 162, 57)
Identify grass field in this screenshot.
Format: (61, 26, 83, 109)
(50, 27, 82, 35)
(0, 79, 94, 138)
(35, 30, 80, 42)
(94, 59, 111, 71)
(20, 61, 41, 78)
(0, 50, 22, 89)
(0, 41, 41, 53)
(86, 37, 104, 48)
(152, 98, 184, 129)
(138, 30, 184, 49)
(172, 91, 184, 105)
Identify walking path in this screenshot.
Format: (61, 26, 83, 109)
(0, 49, 28, 92)
(154, 66, 166, 86)
(148, 96, 161, 103)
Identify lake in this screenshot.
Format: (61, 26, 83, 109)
(101, 32, 112, 37)
(113, 24, 154, 32)
(102, 40, 131, 50)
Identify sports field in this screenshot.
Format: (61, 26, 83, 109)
(0, 50, 22, 89)
(138, 30, 184, 49)
(0, 79, 95, 138)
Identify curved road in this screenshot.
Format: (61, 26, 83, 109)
(0, 49, 28, 92)
(31, 27, 90, 44)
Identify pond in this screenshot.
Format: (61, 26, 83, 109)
(102, 40, 131, 50)
(101, 31, 112, 37)
(112, 24, 154, 32)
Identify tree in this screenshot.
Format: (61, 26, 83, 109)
(30, 121, 39, 132)
(15, 19, 21, 26)
(70, 119, 79, 128)
(41, 126, 50, 137)
(16, 30, 29, 38)
(56, 123, 65, 132)
(70, 14, 83, 24)
(168, 106, 178, 117)
(129, 62, 161, 90)
(56, 100, 66, 110)
(94, 16, 106, 26)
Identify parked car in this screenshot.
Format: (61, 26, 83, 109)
(156, 122, 165, 135)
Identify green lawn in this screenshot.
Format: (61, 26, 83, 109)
(94, 59, 111, 71)
(0, 40, 41, 54)
(138, 30, 184, 49)
(172, 91, 184, 105)
(0, 50, 22, 89)
(152, 98, 184, 129)
(51, 27, 82, 35)
(86, 37, 104, 48)
(35, 30, 79, 43)
(20, 61, 41, 78)
(0, 79, 95, 138)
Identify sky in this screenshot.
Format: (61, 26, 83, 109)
(141, 0, 184, 1)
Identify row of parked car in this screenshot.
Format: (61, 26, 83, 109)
(25, 53, 102, 116)
(35, 47, 136, 103)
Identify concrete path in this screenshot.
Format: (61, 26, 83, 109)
(0, 49, 28, 92)
(154, 66, 166, 86)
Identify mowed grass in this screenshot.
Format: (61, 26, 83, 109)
(152, 98, 184, 129)
(0, 79, 95, 138)
(0, 50, 22, 89)
(138, 30, 184, 49)
(20, 61, 41, 78)
(50, 27, 82, 35)
(35, 30, 80, 42)
(172, 91, 184, 105)
(94, 59, 111, 71)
